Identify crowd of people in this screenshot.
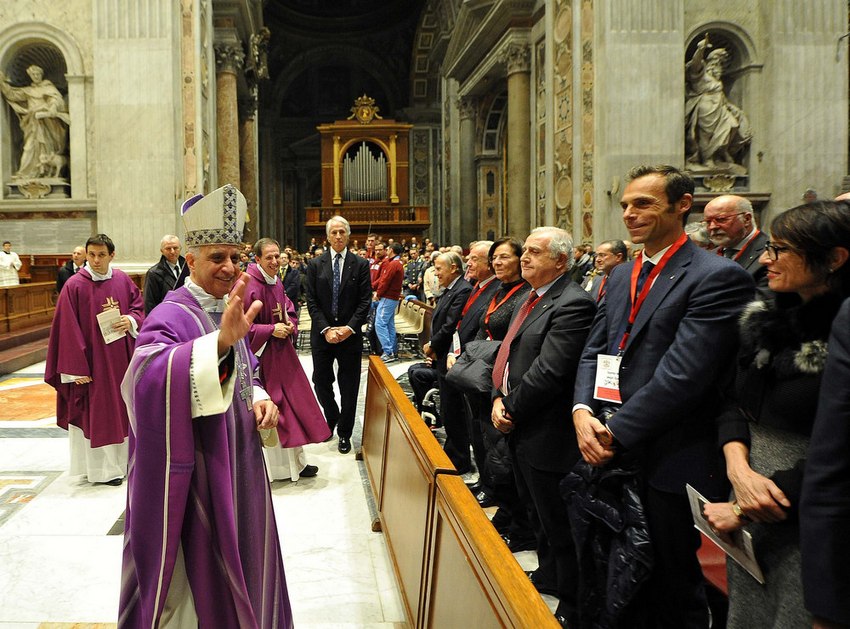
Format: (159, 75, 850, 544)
(34, 164, 850, 628)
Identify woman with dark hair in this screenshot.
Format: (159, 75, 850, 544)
(704, 201, 850, 628)
(466, 237, 535, 551)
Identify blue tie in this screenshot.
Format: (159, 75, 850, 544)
(332, 253, 342, 318)
(634, 260, 653, 300)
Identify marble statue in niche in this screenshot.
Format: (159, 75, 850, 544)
(685, 35, 752, 175)
(0, 64, 70, 181)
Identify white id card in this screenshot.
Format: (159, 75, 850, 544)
(594, 354, 622, 403)
(451, 330, 462, 355)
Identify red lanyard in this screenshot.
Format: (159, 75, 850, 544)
(456, 279, 491, 328)
(717, 229, 761, 262)
(482, 282, 527, 334)
(596, 275, 608, 303)
(618, 232, 688, 352)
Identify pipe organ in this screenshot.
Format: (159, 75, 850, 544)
(343, 142, 387, 202)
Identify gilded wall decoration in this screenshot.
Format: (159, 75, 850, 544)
(553, 0, 573, 232)
(580, 0, 594, 242)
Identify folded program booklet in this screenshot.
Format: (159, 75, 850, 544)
(686, 484, 765, 584)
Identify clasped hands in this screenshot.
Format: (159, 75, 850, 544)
(703, 466, 790, 536)
(272, 321, 295, 339)
(572, 408, 615, 466)
(491, 397, 514, 434)
(324, 326, 352, 344)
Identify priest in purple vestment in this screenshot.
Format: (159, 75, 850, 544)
(45, 233, 144, 485)
(245, 238, 331, 481)
(119, 185, 292, 629)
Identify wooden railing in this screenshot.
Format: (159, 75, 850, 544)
(0, 282, 56, 332)
(362, 357, 559, 628)
(305, 205, 430, 228)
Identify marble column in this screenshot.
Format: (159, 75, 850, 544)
(239, 89, 258, 242)
(503, 43, 531, 239)
(457, 96, 479, 245)
(214, 42, 244, 192)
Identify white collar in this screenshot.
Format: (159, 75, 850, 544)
(85, 263, 113, 281)
(641, 243, 675, 266)
(258, 264, 278, 286)
(331, 247, 347, 262)
(184, 277, 229, 313)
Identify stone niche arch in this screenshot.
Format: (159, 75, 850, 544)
(0, 22, 88, 200)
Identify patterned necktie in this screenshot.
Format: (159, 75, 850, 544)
(332, 253, 342, 318)
(491, 291, 540, 392)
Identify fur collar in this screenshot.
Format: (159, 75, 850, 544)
(738, 293, 843, 378)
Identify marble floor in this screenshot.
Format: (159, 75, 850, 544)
(0, 353, 547, 628)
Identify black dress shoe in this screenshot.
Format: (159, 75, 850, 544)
(475, 491, 496, 508)
(338, 437, 351, 454)
(524, 570, 559, 596)
(299, 464, 319, 478)
(97, 478, 123, 487)
(501, 533, 535, 552)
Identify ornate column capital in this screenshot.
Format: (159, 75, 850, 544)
(457, 96, 478, 120)
(249, 27, 271, 81)
(502, 43, 530, 76)
(214, 43, 245, 74)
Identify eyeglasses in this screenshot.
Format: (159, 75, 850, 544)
(699, 212, 746, 228)
(764, 241, 795, 260)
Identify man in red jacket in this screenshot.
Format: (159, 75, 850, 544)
(374, 242, 404, 362)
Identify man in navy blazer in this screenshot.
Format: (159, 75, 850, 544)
(573, 165, 754, 628)
(306, 216, 372, 454)
(492, 227, 596, 627)
(801, 297, 850, 628)
(423, 251, 472, 464)
(443, 241, 500, 473)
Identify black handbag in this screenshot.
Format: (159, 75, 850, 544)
(444, 339, 501, 395)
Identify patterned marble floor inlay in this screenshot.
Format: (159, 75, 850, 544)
(0, 378, 56, 422)
(0, 471, 62, 527)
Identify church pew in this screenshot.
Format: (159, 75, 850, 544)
(422, 474, 560, 628)
(0, 282, 55, 332)
(363, 356, 458, 625)
(363, 357, 559, 628)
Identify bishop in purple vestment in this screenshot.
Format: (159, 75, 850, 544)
(119, 185, 292, 628)
(45, 234, 144, 485)
(245, 240, 330, 480)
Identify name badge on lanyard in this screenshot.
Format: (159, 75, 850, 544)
(594, 354, 622, 403)
(451, 330, 462, 355)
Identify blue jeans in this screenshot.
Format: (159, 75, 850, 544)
(375, 298, 398, 355)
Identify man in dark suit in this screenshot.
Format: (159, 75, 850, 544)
(801, 297, 850, 628)
(443, 241, 500, 473)
(573, 165, 754, 628)
(143, 235, 190, 314)
(423, 251, 472, 462)
(491, 227, 595, 627)
(279, 250, 301, 306)
(306, 215, 372, 454)
(56, 245, 85, 293)
(702, 194, 770, 297)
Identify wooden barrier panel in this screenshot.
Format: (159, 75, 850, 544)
(0, 282, 56, 332)
(423, 475, 560, 628)
(363, 357, 457, 626)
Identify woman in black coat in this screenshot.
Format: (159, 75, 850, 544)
(704, 202, 850, 628)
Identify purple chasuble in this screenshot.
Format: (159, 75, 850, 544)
(45, 268, 144, 447)
(245, 264, 330, 447)
(118, 286, 292, 629)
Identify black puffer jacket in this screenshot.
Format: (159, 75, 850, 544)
(561, 459, 653, 629)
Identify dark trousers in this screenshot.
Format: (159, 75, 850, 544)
(512, 448, 578, 622)
(465, 393, 489, 485)
(438, 371, 471, 473)
(311, 333, 362, 439)
(407, 362, 438, 412)
(638, 486, 711, 629)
